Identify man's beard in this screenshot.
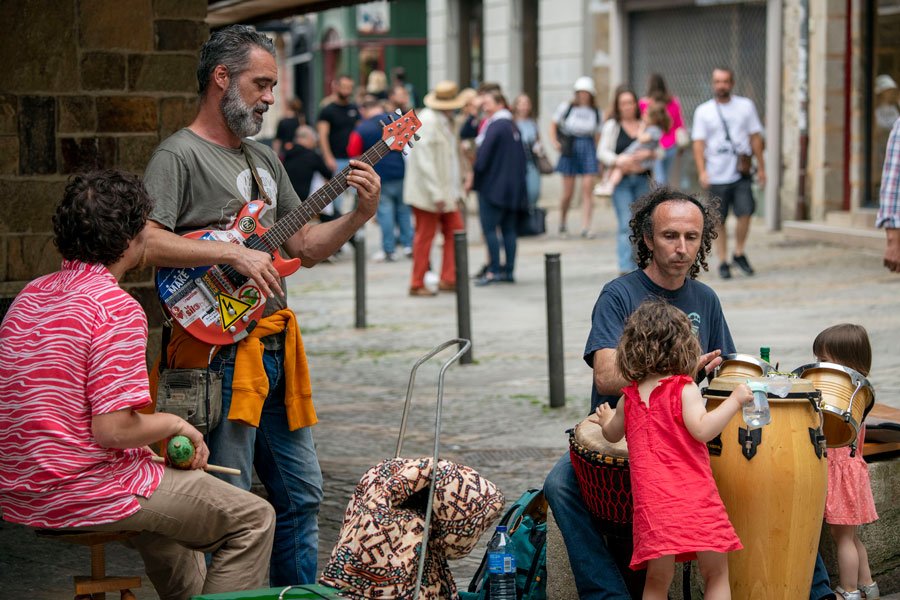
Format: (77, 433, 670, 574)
(715, 89, 731, 101)
(221, 82, 267, 138)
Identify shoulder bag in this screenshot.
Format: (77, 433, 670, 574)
(714, 103, 753, 176)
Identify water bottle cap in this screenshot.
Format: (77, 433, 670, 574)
(496, 525, 507, 532)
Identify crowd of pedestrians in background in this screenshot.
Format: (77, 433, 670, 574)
(265, 64, 768, 287)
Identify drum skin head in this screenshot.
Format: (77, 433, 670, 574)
(574, 416, 628, 455)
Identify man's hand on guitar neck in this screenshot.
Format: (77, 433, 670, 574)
(145, 223, 284, 299)
(346, 159, 381, 222)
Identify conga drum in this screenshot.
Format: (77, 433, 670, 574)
(792, 362, 875, 448)
(715, 353, 774, 380)
(568, 417, 632, 535)
(704, 376, 826, 599)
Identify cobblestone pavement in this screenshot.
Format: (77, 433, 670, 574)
(2, 203, 898, 598)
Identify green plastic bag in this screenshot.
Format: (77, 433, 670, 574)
(192, 584, 344, 600)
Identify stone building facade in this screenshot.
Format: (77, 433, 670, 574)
(0, 0, 208, 355)
(427, 0, 895, 247)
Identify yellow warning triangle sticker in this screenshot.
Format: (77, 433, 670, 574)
(218, 293, 253, 331)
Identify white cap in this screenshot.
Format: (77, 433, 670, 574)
(573, 76, 596, 96)
(875, 74, 898, 95)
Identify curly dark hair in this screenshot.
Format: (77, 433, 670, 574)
(52, 170, 153, 265)
(616, 298, 700, 382)
(629, 185, 720, 279)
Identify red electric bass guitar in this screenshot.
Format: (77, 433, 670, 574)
(156, 109, 421, 346)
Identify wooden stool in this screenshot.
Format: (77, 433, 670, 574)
(35, 530, 141, 600)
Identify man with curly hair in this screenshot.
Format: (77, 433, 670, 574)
(544, 186, 733, 598)
(544, 186, 835, 599)
(0, 170, 276, 598)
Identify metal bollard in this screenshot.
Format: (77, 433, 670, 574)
(453, 230, 473, 364)
(545, 253, 565, 407)
(353, 234, 366, 329)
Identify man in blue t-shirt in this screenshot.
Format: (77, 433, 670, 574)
(543, 186, 835, 600)
(347, 97, 412, 261)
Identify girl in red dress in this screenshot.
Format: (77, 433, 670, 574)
(596, 299, 752, 600)
(814, 324, 879, 600)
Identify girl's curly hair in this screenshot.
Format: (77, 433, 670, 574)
(616, 299, 700, 382)
(628, 186, 719, 279)
(52, 170, 153, 266)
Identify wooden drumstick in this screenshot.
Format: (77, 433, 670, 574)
(151, 455, 242, 476)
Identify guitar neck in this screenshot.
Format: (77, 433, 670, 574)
(261, 141, 391, 249)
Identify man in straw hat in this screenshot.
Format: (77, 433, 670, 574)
(403, 81, 470, 296)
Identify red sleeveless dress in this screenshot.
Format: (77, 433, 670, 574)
(623, 374, 743, 570)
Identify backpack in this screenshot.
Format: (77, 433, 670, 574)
(458, 488, 548, 600)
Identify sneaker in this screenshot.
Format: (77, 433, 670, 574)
(402, 246, 413, 258)
(372, 250, 387, 262)
(580, 229, 596, 239)
(732, 253, 755, 275)
(474, 273, 500, 287)
(558, 224, 568, 238)
(860, 582, 879, 599)
(719, 262, 732, 279)
(472, 264, 489, 280)
(836, 588, 862, 600)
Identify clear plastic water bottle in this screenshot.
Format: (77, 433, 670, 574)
(487, 525, 516, 600)
(744, 380, 771, 428)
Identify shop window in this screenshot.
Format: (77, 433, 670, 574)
(867, 0, 900, 207)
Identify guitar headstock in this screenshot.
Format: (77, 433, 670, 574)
(381, 109, 422, 152)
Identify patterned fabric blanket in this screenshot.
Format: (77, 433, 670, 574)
(320, 457, 505, 599)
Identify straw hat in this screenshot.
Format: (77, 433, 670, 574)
(875, 74, 898, 95)
(573, 76, 596, 96)
(424, 81, 468, 110)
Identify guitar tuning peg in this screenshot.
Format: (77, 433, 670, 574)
(406, 141, 414, 149)
(413, 134, 421, 141)
(379, 120, 387, 127)
(395, 108, 402, 116)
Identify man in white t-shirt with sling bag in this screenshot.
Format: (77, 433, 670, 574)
(692, 66, 766, 279)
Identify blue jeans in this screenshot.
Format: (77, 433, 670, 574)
(544, 453, 631, 599)
(334, 158, 352, 214)
(525, 162, 541, 208)
(612, 174, 650, 273)
(376, 178, 413, 254)
(653, 145, 678, 185)
(545, 452, 833, 600)
(478, 195, 518, 278)
(209, 345, 324, 586)
(811, 553, 832, 599)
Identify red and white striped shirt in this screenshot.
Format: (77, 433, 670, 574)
(0, 260, 163, 528)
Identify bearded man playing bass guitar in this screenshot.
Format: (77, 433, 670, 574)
(142, 25, 382, 587)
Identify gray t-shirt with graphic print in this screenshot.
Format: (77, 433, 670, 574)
(144, 128, 303, 346)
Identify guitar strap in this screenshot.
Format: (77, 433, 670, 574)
(241, 143, 273, 205)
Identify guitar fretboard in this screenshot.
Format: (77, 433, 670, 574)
(257, 141, 391, 251)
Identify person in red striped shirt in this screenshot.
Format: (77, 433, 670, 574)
(0, 170, 275, 599)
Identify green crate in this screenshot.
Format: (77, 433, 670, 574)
(192, 584, 345, 599)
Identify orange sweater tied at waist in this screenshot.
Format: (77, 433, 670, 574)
(150, 309, 316, 431)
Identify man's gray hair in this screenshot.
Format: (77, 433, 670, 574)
(197, 25, 276, 97)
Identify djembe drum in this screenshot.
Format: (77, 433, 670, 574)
(704, 375, 826, 599)
(568, 416, 632, 536)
